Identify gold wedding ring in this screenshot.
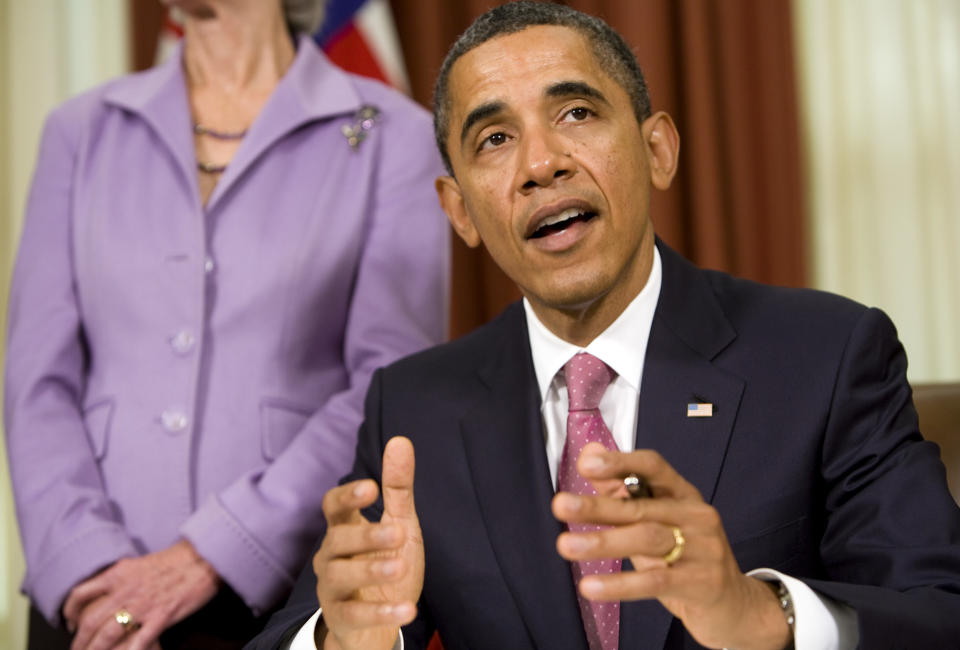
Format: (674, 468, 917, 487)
(663, 526, 685, 566)
(114, 609, 138, 632)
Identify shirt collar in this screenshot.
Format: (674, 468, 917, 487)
(524, 246, 662, 402)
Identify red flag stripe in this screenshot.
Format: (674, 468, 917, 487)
(322, 22, 390, 85)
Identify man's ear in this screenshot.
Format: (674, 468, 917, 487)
(436, 175, 481, 248)
(642, 111, 680, 191)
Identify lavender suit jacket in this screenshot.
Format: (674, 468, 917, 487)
(4, 36, 449, 623)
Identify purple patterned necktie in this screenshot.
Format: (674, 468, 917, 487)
(558, 352, 621, 650)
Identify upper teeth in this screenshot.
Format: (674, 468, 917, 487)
(539, 208, 583, 229)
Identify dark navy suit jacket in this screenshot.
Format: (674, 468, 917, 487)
(248, 242, 960, 649)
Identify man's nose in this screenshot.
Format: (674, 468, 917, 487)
(517, 126, 574, 192)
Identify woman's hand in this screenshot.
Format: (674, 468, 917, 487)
(63, 539, 220, 650)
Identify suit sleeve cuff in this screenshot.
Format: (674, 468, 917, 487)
(283, 609, 403, 650)
(180, 495, 294, 615)
(748, 568, 859, 650)
(28, 524, 137, 624)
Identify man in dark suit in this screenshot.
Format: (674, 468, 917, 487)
(248, 3, 960, 649)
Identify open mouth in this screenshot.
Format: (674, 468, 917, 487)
(528, 208, 597, 239)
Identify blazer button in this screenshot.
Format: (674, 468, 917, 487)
(160, 409, 189, 433)
(170, 329, 196, 355)
(204, 256, 215, 274)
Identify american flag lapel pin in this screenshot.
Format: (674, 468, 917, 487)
(687, 400, 714, 418)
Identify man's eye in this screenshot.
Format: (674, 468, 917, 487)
(563, 107, 592, 122)
(480, 132, 508, 150)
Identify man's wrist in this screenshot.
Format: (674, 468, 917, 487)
(312, 615, 401, 650)
(723, 576, 794, 650)
(765, 580, 795, 649)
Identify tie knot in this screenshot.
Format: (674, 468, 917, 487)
(563, 352, 615, 411)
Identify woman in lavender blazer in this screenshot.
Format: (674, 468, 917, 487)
(3, 0, 448, 647)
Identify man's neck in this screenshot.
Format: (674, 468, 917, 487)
(527, 240, 656, 347)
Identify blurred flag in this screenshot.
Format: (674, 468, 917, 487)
(155, 7, 184, 65)
(314, 0, 410, 93)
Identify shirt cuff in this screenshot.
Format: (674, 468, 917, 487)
(282, 608, 404, 650)
(748, 568, 859, 650)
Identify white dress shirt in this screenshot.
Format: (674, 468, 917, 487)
(287, 248, 856, 649)
(524, 246, 662, 487)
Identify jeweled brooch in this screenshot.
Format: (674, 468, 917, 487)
(341, 105, 380, 150)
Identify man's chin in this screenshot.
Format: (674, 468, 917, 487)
(524, 279, 611, 316)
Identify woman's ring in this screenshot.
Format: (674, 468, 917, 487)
(663, 527, 685, 566)
(114, 609, 139, 632)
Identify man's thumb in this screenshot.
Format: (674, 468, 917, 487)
(382, 435, 416, 518)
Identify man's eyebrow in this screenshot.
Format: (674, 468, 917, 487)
(460, 101, 505, 147)
(545, 80, 609, 105)
(456, 82, 607, 147)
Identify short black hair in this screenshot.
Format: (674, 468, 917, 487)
(432, 1, 652, 175)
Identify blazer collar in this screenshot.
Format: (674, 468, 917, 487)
(102, 35, 363, 211)
(460, 304, 590, 649)
(620, 240, 744, 648)
(652, 238, 737, 361)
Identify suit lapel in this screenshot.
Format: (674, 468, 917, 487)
(621, 242, 745, 649)
(459, 305, 588, 650)
(104, 37, 363, 214)
(103, 45, 199, 209)
(204, 37, 360, 211)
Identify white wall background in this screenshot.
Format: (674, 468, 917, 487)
(794, 0, 960, 383)
(0, 2, 129, 648)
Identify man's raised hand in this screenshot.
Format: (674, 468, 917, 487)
(552, 443, 791, 650)
(313, 436, 424, 650)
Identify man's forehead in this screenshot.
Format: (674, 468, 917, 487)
(446, 24, 606, 120)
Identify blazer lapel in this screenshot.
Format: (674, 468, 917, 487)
(105, 37, 364, 213)
(103, 44, 199, 209)
(621, 242, 745, 649)
(205, 37, 361, 211)
(459, 305, 588, 650)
